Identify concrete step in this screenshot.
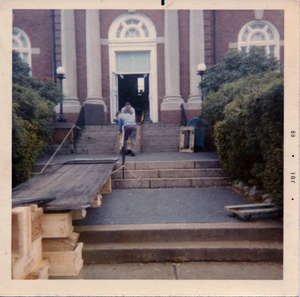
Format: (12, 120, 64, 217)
(83, 125, 118, 132)
(111, 168, 227, 179)
(114, 160, 222, 170)
(141, 147, 179, 153)
(75, 143, 116, 150)
(75, 223, 283, 244)
(76, 148, 116, 154)
(81, 241, 283, 264)
(112, 177, 230, 189)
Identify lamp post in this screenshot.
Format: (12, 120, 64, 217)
(197, 63, 206, 118)
(197, 63, 206, 101)
(56, 66, 66, 122)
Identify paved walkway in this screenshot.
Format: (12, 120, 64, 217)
(73, 187, 256, 226)
(52, 261, 283, 280)
(35, 152, 278, 225)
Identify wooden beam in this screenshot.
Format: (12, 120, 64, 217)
(12, 236, 42, 279)
(92, 193, 102, 208)
(42, 232, 80, 252)
(43, 242, 84, 276)
(41, 213, 73, 238)
(70, 209, 87, 220)
(30, 205, 43, 241)
(101, 176, 112, 194)
(12, 206, 32, 258)
(25, 259, 50, 280)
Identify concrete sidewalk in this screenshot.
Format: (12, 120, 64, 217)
(51, 261, 283, 280)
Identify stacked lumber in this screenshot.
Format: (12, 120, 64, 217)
(41, 212, 83, 277)
(12, 204, 50, 279)
(12, 206, 84, 279)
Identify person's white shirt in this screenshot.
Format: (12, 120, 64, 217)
(121, 105, 136, 121)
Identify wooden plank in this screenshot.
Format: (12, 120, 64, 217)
(12, 236, 42, 279)
(41, 213, 73, 238)
(101, 175, 112, 194)
(42, 232, 80, 252)
(12, 206, 32, 258)
(43, 242, 84, 276)
(12, 162, 115, 211)
(25, 259, 50, 280)
(71, 209, 87, 220)
(224, 203, 276, 211)
(135, 124, 142, 153)
(237, 208, 279, 215)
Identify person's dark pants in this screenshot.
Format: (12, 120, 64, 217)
(123, 124, 137, 154)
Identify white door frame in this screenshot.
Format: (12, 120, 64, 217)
(109, 43, 158, 123)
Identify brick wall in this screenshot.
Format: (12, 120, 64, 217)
(215, 10, 284, 64)
(13, 10, 53, 81)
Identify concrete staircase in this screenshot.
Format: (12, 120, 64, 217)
(140, 123, 180, 153)
(73, 123, 181, 154)
(74, 125, 119, 154)
(74, 222, 283, 264)
(111, 159, 230, 189)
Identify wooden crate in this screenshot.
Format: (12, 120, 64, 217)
(43, 242, 84, 276)
(41, 213, 73, 238)
(179, 126, 195, 153)
(25, 259, 50, 280)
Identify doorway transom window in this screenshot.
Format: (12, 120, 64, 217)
(238, 20, 280, 59)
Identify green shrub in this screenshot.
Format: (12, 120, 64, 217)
(214, 72, 283, 207)
(203, 71, 282, 128)
(200, 47, 280, 98)
(12, 50, 63, 187)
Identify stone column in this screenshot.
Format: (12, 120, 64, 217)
(161, 10, 183, 111)
(84, 10, 106, 111)
(186, 10, 205, 110)
(60, 9, 81, 113)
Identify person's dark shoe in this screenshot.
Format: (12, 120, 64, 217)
(131, 153, 136, 156)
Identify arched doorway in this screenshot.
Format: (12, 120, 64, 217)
(108, 12, 158, 123)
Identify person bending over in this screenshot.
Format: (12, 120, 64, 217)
(116, 111, 137, 156)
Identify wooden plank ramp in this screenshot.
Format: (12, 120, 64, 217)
(12, 158, 118, 211)
(224, 203, 279, 219)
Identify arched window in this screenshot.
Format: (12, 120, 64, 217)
(109, 12, 156, 42)
(238, 20, 280, 59)
(12, 27, 31, 66)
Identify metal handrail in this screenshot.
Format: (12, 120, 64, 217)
(33, 124, 81, 175)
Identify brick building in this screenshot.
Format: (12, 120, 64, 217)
(12, 9, 284, 125)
